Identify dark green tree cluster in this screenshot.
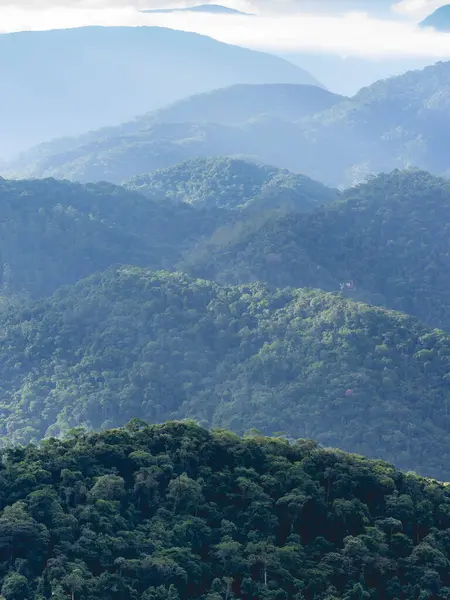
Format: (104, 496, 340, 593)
(0, 421, 449, 600)
(125, 157, 338, 212)
(3, 267, 450, 479)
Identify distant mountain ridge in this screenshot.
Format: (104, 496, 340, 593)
(143, 4, 254, 15)
(420, 5, 450, 30)
(4, 83, 341, 183)
(0, 26, 318, 158)
(9, 59, 450, 187)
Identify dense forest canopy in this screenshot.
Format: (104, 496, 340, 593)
(125, 157, 339, 211)
(0, 167, 336, 301)
(0, 176, 227, 300)
(0, 421, 449, 600)
(2, 267, 450, 480)
(183, 169, 450, 334)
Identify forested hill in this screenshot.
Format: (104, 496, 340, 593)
(0, 420, 449, 600)
(3, 267, 450, 479)
(125, 157, 339, 211)
(184, 169, 450, 333)
(0, 177, 224, 300)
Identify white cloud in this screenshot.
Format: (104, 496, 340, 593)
(393, 0, 450, 19)
(0, 0, 450, 60)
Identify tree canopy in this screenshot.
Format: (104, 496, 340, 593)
(184, 169, 450, 333)
(2, 267, 450, 479)
(0, 421, 448, 599)
(125, 157, 338, 212)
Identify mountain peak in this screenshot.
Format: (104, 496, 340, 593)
(142, 4, 253, 15)
(420, 4, 450, 31)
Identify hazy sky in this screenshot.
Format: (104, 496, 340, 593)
(1, 0, 450, 60)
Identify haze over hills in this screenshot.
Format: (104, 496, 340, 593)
(0, 26, 318, 158)
(3, 266, 450, 480)
(4, 169, 450, 478)
(9, 60, 450, 187)
(282, 52, 434, 97)
(6, 10, 450, 600)
(5, 83, 340, 184)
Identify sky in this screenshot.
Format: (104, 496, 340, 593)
(1, 0, 450, 60)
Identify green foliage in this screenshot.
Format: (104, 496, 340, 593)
(0, 176, 222, 299)
(184, 169, 450, 333)
(126, 157, 338, 212)
(0, 422, 447, 599)
(2, 267, 450, 479)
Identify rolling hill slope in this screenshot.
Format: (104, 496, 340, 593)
(125, 157, 339, 211)
(2, 267, 450, 480)
(0, 168, 334, 301)
(183, 169, 450, 333)
(0, 177, 224, 300)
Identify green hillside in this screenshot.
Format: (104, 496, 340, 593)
(2, 267, 450, 479)
(125, 157, 339, 211)
(184, 170, 450, 333)
(0, 177, 223, 300)
(0, 420, 448, 600)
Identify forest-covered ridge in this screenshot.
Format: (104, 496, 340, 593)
(0, 420, 449, 600)
(2, 267, 450, 480)
(183, 169, 450, 333)
(125, 157, 339, 210)
(0, 164, 335, 300)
